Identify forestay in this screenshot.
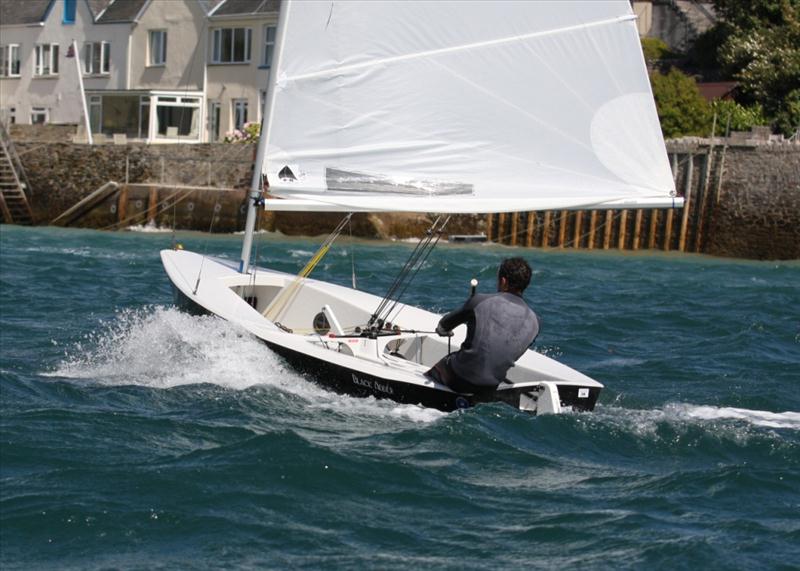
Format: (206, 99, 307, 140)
(261, 0, 677, 213)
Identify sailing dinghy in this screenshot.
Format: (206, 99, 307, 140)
(162, 0, 679, 414)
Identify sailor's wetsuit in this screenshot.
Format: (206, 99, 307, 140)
(430, 292, 539, 393)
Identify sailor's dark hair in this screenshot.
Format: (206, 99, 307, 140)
(499, 257, 532, 293)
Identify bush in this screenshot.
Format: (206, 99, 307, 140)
(224, 121, 260, 144)
(710, 99, 769, 132)
(650, 68, 712, 138)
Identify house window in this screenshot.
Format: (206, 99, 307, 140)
(262, 25, 276, 67)
(88, 96, 102, 133)
(148, 30, 167, 66)
(31, 107, 49, 124)
(9, 45, 20, 76)
(84, 42, 110, 75)
(232, 99, 248, 131)
(209, 102, 221, 141)
(155, 95, 200, 140)
(0, 46, 6, 77)
(34, 44, 59, 76)
(258, 89, 267, 121)
(139, 98, 150, 139)
(211, 28, 251, 64)
(63, 0, 76, 24)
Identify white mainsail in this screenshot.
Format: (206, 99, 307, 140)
(260, 0, 677, 213)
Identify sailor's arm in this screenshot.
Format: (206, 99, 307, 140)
(436, 296, 480, 335)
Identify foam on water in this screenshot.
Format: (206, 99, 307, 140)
(127, 222, 173, 234)
(50, 306, 443, 425)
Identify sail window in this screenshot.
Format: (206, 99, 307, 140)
(83, 42, 110, 75)
(148, 30, 167, 66)
(34, 44, 59, 76)
(211, 28, 251, 64)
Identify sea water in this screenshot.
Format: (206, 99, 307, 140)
(1, 225, 798, 570)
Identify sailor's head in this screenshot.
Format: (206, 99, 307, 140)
(498, 257, 532, 294)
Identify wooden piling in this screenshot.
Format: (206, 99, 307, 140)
(573, 211, 583, 249)
(510, 212, 519, 246)
(695, 152, 712, 253)
(558, 210, 568, 248)
(588, 211, 597, 249)
(147, 187, 158, 224)
(633, 209, 642, 250)
(497, 212, 506, 244)
(678, 154, 694, 252)
(648, 210, 659, 249)
(541, 211, 551, 247)
(617, 210, 628, 250)
(663, 209, 674, 251)
(603, 210, 613, 249)
(525, 212, 535, 247)
(117, 184, 128, 223)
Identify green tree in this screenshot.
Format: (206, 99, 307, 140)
(711, 0, 800, 135)
(650, 68, 712, 138)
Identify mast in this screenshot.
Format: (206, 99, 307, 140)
(238, 0, 292, 274)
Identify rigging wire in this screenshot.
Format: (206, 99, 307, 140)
(263, 213, 353, 323)
(349, 215, 357, 289)
(383, 216, 450, 326)
(368, 215, 449, 332)
(192, 200, 220, 294)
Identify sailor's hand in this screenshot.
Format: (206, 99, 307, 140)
(436, 324, 453, 337)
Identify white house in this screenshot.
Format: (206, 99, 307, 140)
(0, 0, 127, 127)
(205, 0, 279, 141)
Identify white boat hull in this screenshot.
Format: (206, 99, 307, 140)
(161, 249, 603, 414)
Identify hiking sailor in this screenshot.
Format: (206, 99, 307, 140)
(427, 257, 540, 393)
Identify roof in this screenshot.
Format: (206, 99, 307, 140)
(697, 82, 739, 102)
(87, 0, 115, 19)
(95, 0, 148, 23)
(0, 0, 53, 26)
(198, 0, 227, 14)
(212, 0, 280, 17)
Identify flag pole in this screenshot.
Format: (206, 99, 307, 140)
(71, 40, 93, 145)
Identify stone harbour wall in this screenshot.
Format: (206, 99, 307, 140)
(8, 126, 800, 259)
(704, 144, 800, 260)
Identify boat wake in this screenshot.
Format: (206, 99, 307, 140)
(49, 306, 443, 424)
(592, 402, 800, 433)
(46, 308, 797, 433)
